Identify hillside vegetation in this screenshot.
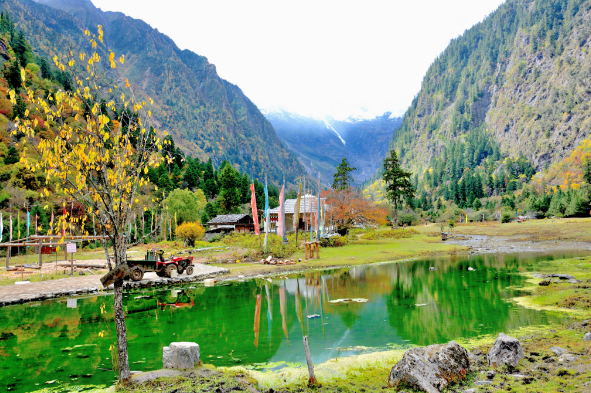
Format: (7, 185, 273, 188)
(0, 11, 285, 241)
(3, 0, 304, 183)
(366, 0, 591, 223)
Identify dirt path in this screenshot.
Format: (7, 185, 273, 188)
(447, 233, 591, 254)
(0, 263, 228, 306)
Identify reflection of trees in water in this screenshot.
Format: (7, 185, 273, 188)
(386, 254, 560, 346)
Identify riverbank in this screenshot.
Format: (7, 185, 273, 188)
(101, 252, 591, 393)
(4, 218, 591, 306)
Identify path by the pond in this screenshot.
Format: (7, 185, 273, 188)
(447, 233, 591, 254)
(0, 263, 228, 306)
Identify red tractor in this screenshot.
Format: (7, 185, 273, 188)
(126, 249, 194, 281)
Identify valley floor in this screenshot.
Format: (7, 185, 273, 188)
(18, 218, 591, 392)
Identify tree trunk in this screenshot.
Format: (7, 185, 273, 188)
(394, 200, 399, 229)
(113, 238, 131, 381)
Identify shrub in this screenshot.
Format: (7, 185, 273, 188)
(398, 212, 419, 226)
(222, 232, 298, 259)
(175, 222, 205, 246)
(501, 211, 513, 223)
(360, 228, 418, 240)
(320, 235, 349, 247)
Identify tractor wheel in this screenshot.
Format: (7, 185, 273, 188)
(130, 267, 144, 281)
(186, 266, 194, 276)
(156, 270, 166, 277)
(166, 264, 178, 278)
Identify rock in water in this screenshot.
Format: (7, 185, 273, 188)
(488, 333, 523, 369)
(388, 341, 470, 393)
(163, 342, 200, 369)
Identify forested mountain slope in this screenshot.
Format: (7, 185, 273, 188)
(264, 109, 402, 186)
(4, 0, 303, 183)
(387, 0, 591, 176)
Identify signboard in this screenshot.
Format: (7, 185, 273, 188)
(66, 243, 77, 253)
(66, 298, 77, 308)
(41, 246, 57, 254)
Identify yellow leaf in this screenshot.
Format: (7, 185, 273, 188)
(125, 79, 130, 88)
(120, 55, 125, 64)
(20, 68, 25, 82)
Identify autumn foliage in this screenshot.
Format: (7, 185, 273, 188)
(175, 222, 205, 246)
(323, 188, 387, 231)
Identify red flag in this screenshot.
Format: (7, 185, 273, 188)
(250, 183, 260, 235)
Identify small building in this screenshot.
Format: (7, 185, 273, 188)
(267, 195, 326, 233)
(205, 214, 255, 240)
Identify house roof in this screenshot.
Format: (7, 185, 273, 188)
(269, 195, 325, 215)
(207, 214, 250, 224)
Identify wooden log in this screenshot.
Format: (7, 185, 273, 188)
(100, 264, 130, 287)
(303, 336, 319, 387)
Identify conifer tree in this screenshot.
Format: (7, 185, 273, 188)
(332, 158, 357, 190)
(382, 149, 414, 228)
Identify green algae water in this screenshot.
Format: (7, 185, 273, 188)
(0, 251, 584, 392)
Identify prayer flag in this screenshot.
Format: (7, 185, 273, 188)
(250, 183, 260, 235)
(50, 210, 54, 233)
(278, 183, 285, 237)
(9, 214, 12, 241)
(17, 213, 20, 239)
(293, 182, 302, 232)
(26, 211, 30, 237)
(0, 212, 3, 241)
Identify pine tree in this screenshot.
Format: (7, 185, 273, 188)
(4, 146, 19, 165)
(382, 149, 414, 228)
(332, 158, 357, 190)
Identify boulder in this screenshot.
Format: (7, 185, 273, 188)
(584, 333, 591, 341)
(538, 280, 551, 286)
(550, 346, 568, 356)
(487, 333, 523, 369)
(163, 342, 200, 369)
(388, 341, 469, 393)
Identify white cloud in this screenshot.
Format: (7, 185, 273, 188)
(92, 0, 506, 118)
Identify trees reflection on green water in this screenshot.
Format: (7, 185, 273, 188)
(0, 252, 577, 393)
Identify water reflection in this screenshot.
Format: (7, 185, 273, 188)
(0, 251, 583, 393)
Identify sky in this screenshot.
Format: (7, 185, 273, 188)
(92, 0, 506, 120)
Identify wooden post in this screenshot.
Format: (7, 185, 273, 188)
(303, 336, 318, 386)
(70, 251, 73, 276)
(5, 246, 9, 268)
(38, 238, 43, 267)
(315, 242, 319, 259)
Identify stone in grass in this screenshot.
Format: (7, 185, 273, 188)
(388, 341, 470, 393)
(550, 346, 568, 356)
(584, 333, 591, 341)
(163, 342, 200, 369)
(487, 333, 524, 369)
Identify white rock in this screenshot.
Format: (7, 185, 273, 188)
(488, 333, 523, 368)
(584, 333, 591, 341)
(550, 346, 568, 356)
(163, 342, 200, 369)
(468, 267, 475, 271)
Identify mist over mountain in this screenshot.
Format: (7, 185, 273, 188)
(264, 108, 402, 186)
(13, 0, 304, 183)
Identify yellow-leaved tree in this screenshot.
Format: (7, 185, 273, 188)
(175, 222, 205, 246)
(12, 26, 165, 381)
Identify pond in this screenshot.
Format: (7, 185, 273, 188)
(0, 251, 585, 392)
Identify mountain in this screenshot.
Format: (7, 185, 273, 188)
(264, 109, 402, 186)
(5, 0, 304, 183)
(381, 0, 591, 179)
